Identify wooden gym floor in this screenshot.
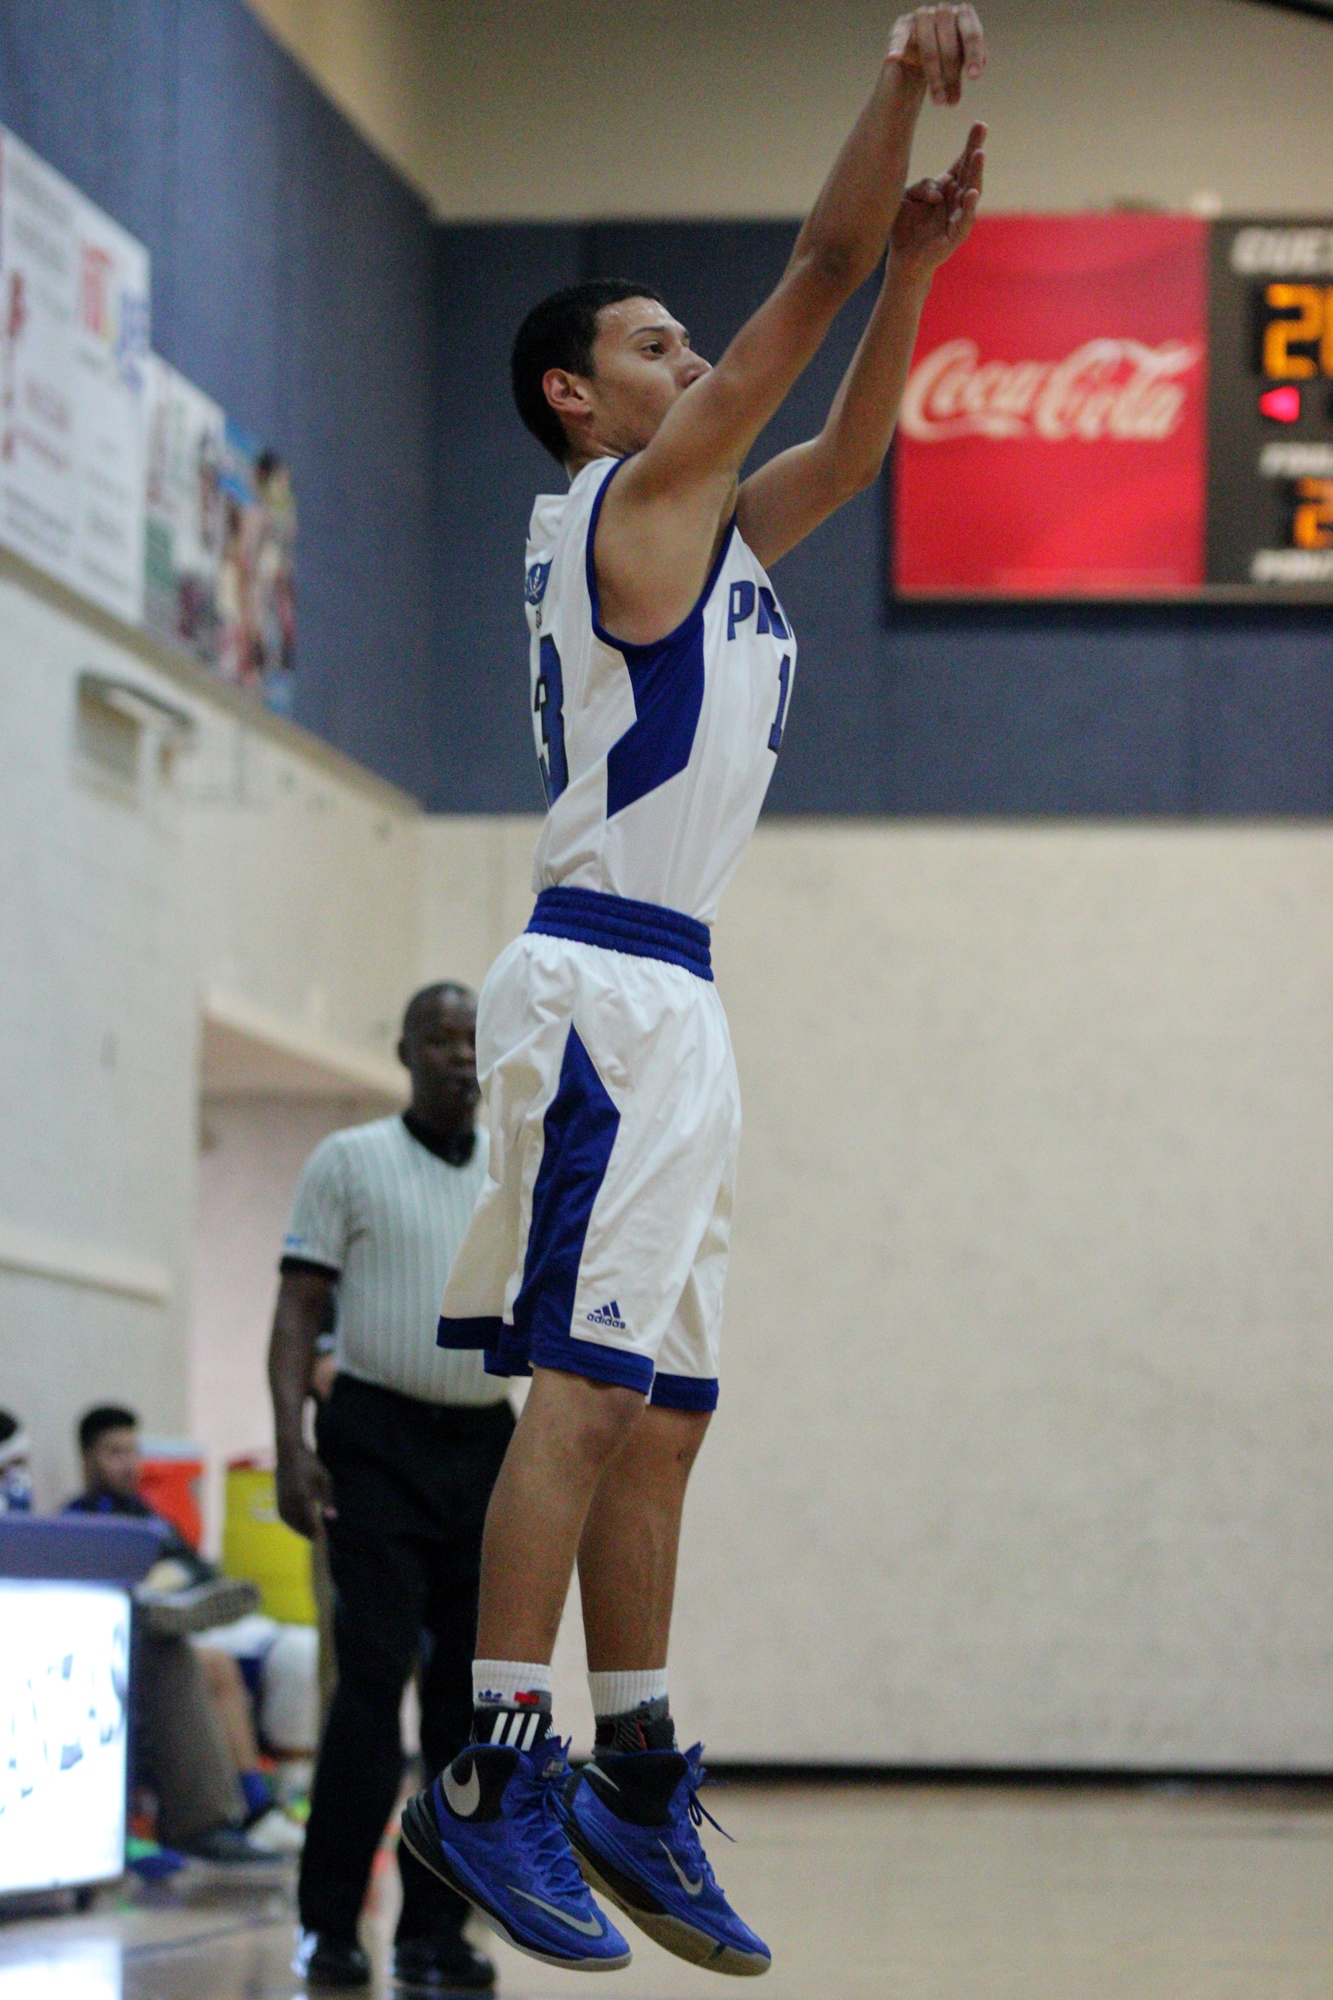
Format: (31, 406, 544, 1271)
(1, 1780, 1330, 2000)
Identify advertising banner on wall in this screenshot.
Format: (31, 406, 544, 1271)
(143, 353, 297, 711)
(0, 127, 150, 623)
(892, 214, 1209, 598)
(891, 212, 1333, 600)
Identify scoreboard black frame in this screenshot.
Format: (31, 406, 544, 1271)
(1207, 218, 1333, 600)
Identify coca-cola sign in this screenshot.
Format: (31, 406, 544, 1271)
(892, 215, 1209, 597)
(901, 336, 1203, 445)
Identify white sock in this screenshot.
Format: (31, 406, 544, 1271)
(587, 1667, 669, 1719)
(472, 1658, 552, 1710)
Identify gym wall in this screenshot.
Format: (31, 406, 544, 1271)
(0, 550, 418, 1514)
(5, 0, 1331, 816)
(249, 0, 1333, 223)
(3, 0, 1332, 1768)
(423, 815, 1333, 1769)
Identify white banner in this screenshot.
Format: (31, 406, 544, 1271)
(0, 128, 150, 623)
(143, 352, 226, 661)
(0, 1581, 129, 1895)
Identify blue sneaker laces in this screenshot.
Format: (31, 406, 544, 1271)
(515, 1738, 590, 1904)
(668, 1747, 735, 1894)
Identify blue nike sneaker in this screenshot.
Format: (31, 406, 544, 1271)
(564, 1745, 770, 1976)
(399, 1739, 631, 1971)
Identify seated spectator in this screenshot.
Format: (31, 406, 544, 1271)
(67, 1404, 300, 1859)
(0, 1409, 32, 1512)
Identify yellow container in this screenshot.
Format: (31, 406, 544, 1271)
(221, 1462, 316, 1624)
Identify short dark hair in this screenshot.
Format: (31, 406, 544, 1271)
(401, 981, 475, 1041)
(511, 279, 665, 464)
(78, 1404, 138, 1454)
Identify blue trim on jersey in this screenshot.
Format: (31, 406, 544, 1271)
(527, 886, 712, 981)
(437, 1313, 503, 1351)
(494, 1023, 654, 1396)
(649, 1372, 719, 1412)
(585, 457, 738, 820)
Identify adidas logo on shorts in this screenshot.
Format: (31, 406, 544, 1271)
(585, 1300, 627, 1331)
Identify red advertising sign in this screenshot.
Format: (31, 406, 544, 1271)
(891, 214, 1209, 597)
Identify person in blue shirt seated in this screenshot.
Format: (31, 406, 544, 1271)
(66, 1403, 298, 1860)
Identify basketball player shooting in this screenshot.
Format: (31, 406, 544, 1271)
(402, 6, 986, 1974)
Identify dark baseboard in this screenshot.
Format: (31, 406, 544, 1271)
(703, 1762, 1333, 1793)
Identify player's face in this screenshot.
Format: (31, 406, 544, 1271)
(586, 298, 711, 453)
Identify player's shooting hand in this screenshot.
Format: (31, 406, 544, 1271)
(889, 121, 985, 274)
(888, 5, 986, 106)
(275, 1438, 336, 1540)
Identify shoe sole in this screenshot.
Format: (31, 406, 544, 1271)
(398, 1792, 631, 1974)
(138, 1579, 260, 1637)
(564, 1819, 770, 1977)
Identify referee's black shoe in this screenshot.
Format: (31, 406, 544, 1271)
(293, 1928, 371, 1988)
(393, 1931, 497, 1992)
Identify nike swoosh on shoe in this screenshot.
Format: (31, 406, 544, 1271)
(443, 1764, 481, 1816)
(508, 1887, 605, 1937)
(658, 1841, 704, 1896)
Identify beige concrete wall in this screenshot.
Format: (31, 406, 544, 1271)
(0, 557, 421, 1508)
(416, 814, 1333, 1768)
(245, 0, 1333, 221)
(6, 571, 1332, 1759)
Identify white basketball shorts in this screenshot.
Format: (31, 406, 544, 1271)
(437, 887, 740, 1411)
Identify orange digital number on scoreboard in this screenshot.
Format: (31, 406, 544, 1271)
(1294, 478, 1333, 550)
(1262, 284, 1333, 380)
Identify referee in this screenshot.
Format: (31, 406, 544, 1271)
(269, 982, 513, 1992)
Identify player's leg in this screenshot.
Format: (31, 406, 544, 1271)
(577, 1402, 710, 1673)
(399, 1365, 640, 1971)
(474, 1368, 646, 1662)
(562, 1152, 770, 1977)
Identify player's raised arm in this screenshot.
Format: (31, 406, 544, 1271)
(737, 122, 985, 569)
(596, 5, 985, 642)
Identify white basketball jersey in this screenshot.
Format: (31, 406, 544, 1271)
(523, 457, 796, 927)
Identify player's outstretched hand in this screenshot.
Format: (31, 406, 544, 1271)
(889, 122, 985, 274)
(888, 5, 986, 106)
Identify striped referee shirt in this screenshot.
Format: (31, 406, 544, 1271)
(282, 1114, 507, 1407)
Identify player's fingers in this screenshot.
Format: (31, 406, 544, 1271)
(907, 176, 945, 203)
(955, 4, 986, 80)
(950, 185, 981, 239)
(886, 15, 914, 61)
(947, 120, 987, 184)
(934, 5, 963, 103)
(914, 8, 947, 102)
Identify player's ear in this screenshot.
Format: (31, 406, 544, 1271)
(543, 367, 591, 424)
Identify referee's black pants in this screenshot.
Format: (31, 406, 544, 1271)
(299, 1374, 515, 1942)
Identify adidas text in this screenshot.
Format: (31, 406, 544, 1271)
(584, 1300, 627, 1331)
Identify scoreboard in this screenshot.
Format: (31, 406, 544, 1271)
(1208, 221, 1333, 590)
(890, 215, 1333, 601)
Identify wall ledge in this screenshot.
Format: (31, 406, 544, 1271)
(202, 988, 408, 1103)
(0, 544, 419, 819)
(0, 1222, 173, 1304)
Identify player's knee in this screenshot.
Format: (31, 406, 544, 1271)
(545, 1372, 645, 1467)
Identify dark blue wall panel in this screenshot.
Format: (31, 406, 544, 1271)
(0, 0, 441, 797)
(3, 2, 1329, 814)
(448, 217, 1333, 818)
